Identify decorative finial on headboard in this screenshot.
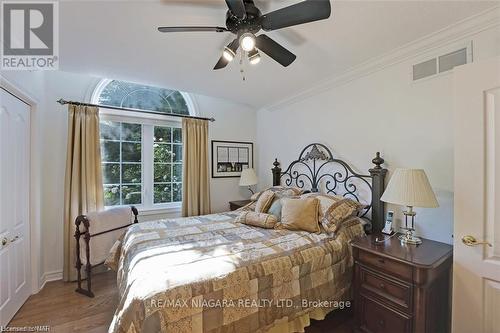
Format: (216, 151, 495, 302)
(273, 158, 280, 168)
(272, 158, 281, 186)
(372, 152, 384, 169)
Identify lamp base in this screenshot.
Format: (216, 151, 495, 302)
(398, 234, 422, 245)
(247, 186, 255, 195)
(399, 229, 422, 245)
(400, 207, 422, 245)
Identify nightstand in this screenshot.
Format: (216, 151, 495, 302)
(351, 233, 452, 333)
(229, 199, 251, 211)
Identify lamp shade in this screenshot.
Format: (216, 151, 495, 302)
(381, 168, 439, 208)
(239, 168, 258, 187)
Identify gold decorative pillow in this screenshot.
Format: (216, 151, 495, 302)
(321, 198, 366, 233)
(255, 190, 275, 213)
(277, 197, 320, 233)
(235, 211, 278, 229)
(300, 192, 342, 219)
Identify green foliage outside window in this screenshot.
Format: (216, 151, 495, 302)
(101, 121, 142, 207)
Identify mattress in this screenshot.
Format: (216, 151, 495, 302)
(107, 212, 365, 333)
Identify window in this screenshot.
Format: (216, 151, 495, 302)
(153, 126, 183, 203)
(101, 121, 143, 206)
(97, 80, 190, 115)
(94, 80, 193, 210)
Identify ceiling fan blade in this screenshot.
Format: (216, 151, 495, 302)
(260, 0, 331, 31)
(158, 26, 228, 33)
(213, 39, 239, 70)
(255, 34, 296, 67)
(225, 0, 246, 19)
(213, 56, 229, 70)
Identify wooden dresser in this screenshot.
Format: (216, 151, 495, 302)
(351, 233, 452, 333)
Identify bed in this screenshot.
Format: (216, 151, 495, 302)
(107, 144, 387, 333)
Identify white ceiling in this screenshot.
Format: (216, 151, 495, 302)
(59, 0, 498, 108)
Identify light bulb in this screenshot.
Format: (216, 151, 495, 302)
(240, 32, 255, 52)
(248, 50, 261, 65)
(223, 47, 235, 62)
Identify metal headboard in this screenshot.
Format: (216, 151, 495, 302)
(271, 143, 387, 232)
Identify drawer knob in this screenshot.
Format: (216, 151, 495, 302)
(379, 319, 385, 327)
(379, 283, 385, 289)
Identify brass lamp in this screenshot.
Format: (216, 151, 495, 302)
(239, 168, 258, 195)
(381, 169, 439, 245)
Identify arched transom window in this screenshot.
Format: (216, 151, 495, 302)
(94, 79, 193, 210)
(97, 80, 190, 115)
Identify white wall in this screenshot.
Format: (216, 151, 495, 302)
(1, 70, 256, 283)
(257, 23, 500, 244)
(192, 94, 257, 213)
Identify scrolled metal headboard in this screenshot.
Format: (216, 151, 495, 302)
(271, 143, 387, 232)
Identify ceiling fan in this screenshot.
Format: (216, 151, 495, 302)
(158, 0, 331, 70)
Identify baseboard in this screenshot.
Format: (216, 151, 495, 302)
(38, 270, 63, 292)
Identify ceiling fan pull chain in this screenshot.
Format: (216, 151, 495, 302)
(240, 51, 246, 81)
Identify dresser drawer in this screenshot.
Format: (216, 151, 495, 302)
(359, 266, 412, 312)
(357, 295, 412, 333)
(358, 250, 413, 281)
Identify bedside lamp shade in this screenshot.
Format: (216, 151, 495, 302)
(381, 168, 438, 208)
(239, 168, 258, 187)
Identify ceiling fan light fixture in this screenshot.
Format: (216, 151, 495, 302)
(248, 49, 261, 65)
(223, 46, 236, 62)
(240, 32, 256, 52)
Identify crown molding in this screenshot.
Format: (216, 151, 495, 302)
(261, 5, 500, 112)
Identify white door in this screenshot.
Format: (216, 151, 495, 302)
(0, 88, 31, 326)
(454, 56, 500, 333)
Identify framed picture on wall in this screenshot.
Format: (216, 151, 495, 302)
(211, 140, 254, 178)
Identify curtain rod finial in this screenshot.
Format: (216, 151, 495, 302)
(57, 99, 66, 105)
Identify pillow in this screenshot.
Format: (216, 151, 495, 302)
(236, 201, 256, 212)
(267, 193, 300, 221)
(300, 192, 343, 219)
(255, 190, 275, 213)
(277, 197, 320, 233)
(250, 186, 302, 201)
(267, 198, 283, 221)
(321, 198, 366, 234)
(235, 211, 278, 229)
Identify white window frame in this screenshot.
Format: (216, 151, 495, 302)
(93, 79, 197, 214)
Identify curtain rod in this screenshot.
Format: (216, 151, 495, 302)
(56, 99, 215, 122)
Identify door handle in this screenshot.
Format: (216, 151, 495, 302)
(462, 235, 492, 247)
(1, 236, 19, 247)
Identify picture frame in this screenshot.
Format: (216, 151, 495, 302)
(211, 140, 254, 178)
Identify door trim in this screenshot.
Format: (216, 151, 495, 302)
(0, 75, 42, 294)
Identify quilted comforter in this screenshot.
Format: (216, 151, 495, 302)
(107, 212, 365, 333)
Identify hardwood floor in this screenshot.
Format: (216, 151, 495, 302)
(8, 271, 353, 333)
(9, 272, 117, 333)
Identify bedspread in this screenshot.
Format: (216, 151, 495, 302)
(107, 212, 365, 333)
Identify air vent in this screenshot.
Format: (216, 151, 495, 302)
(439, 48, 467, 73)
(412, 44, 471, 81)
(413, 59, 437, 81)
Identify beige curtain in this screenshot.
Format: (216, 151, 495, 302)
(63, 105, 104, 281)
(182, 118, 211, 216)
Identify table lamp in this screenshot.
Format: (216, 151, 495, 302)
(381, 168, 438, 245)
(239, 168, 258, 195)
